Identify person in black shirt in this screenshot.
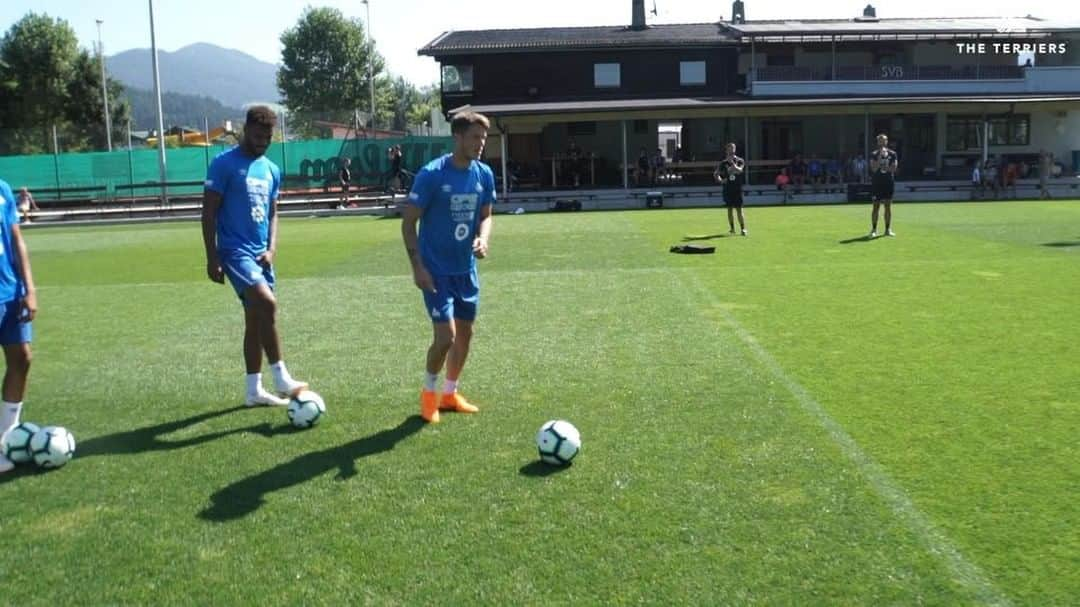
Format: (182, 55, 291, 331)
(337, 158, 351, 209)
(869, 134, 898, 237)
(714, 142, 747, 236)
(390, 145, 404, 190)
(636, 147, 650, 186)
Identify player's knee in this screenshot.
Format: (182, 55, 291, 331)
(433, 329, 455, 350)
(7, 346, 31, 374)
(251, 294, 277, 318)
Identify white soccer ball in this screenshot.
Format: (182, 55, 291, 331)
(536, 420, 581, 466)
(2, 421, 40, 464)
(29, 425, 76, 469)
(288, 390, 326, 428)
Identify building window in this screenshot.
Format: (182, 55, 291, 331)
(594, 63, 621, 88)
(680, 61, 706, 85)
(989, 114, 1030, 146)
(567, 122, 597, 137)
(442, 65, 473, 93)
(946, 114, 1030, 150)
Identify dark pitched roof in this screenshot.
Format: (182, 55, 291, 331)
(724, 16, 1080, 37)
(419, 16, 1080, 56)
(418, 23, 734, 56)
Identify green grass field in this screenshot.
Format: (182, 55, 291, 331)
(1, 201, 1077, 605)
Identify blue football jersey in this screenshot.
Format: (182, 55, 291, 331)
(407, 154, 496, 275)
(205, 147, 281, 256)
(0, 179, 24, 304)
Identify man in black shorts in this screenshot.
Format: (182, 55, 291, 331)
(714, 142, 747, 236)
(869, 133, 898, 237)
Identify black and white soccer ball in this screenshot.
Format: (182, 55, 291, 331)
(536, 420, 581, 466)
(288, 390, 326, 428)
(29, 425, 76, 469)
(2, 421, 40, 464)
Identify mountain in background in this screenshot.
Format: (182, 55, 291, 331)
(107, 43, 279, 109)
(120, 86, 245, 131)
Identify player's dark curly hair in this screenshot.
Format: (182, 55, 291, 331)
(450, 111, 490, 135)
(246, 105, 278, 128)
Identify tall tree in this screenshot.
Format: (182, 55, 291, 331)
(0, 12, 132, 154)
(278, 7, 385, 134)
(0, 12, 80, 153)
(65, 49, 132, 151)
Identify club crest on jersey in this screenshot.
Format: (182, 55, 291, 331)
(454, 223, 470, 242)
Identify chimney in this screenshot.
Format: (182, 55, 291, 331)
(863, 4, 876, 18)
(631, 0, 647, 30)
(732, 0, 746, 25)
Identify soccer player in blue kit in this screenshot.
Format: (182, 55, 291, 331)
(402, 112, 495, 424)
(201, 106, 307, 407)
(0, 177, 38, 474)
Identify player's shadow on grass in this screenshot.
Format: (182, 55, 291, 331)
(198, 415, 425, 522)
(839, 234, 876, 244)
(682, 234, 727, 241)
(1042, 240, 1080, 248)
(77, 406, 286, 459)
(518, 461, 571, 477)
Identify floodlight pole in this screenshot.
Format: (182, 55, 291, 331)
(96, 19, 113, 151)
(149, 0, 169, 208)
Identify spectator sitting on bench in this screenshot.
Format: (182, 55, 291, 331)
(788, 153, 807, 194)
(853, 154, 868, 184)
(1003, 158, 1018, 199)
(17, 187, 38, 223)
(807, 155, 823, 192)
(826, 157, 842, 190)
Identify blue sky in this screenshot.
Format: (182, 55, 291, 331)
(0, 0, 1073, 86)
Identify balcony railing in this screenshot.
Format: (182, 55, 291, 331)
(753, 64, 1023, 82)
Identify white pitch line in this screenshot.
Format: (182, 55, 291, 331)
(681, 272, 1012, 607)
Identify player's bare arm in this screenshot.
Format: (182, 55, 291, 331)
(201, 189, 225, 283)
(401, 204, 435, 292)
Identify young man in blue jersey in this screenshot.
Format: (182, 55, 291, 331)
(201, 106, 307, 407)
(0, 178, 38, 473)
(402, 112, 495, 423)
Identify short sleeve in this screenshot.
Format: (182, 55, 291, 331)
(483, 168, 496, 206)
(407, 167, 434, 210)
(0, 183, 17, 226)
(205, 154, 230, 195)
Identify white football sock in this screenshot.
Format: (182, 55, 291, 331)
(246, 374, 261, 395)
(0, 401, 22, 434)
(424, 372, 439, 392)
(442, 379, 458, 395)
(270, 361, 292, 385)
